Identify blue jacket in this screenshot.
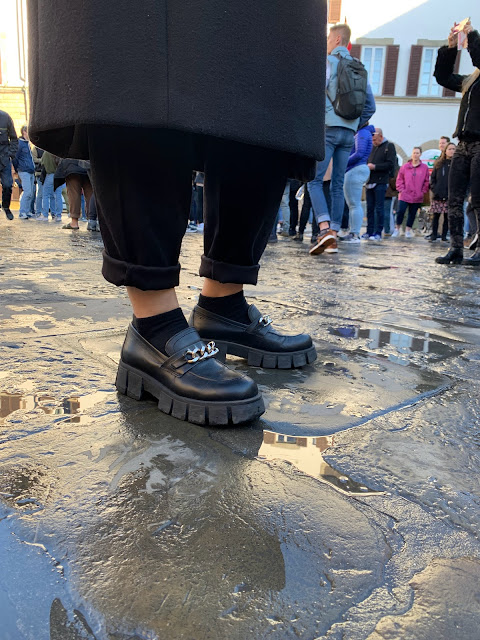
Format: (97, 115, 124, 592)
(13, 137, 34, 173)
(346, 125, 375, 172)
(359, 85, 376, 129)
(326, 46, 376, 131)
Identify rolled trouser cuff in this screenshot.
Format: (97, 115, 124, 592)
(102, 250, 181, 290)
(199, 255, 260, 285)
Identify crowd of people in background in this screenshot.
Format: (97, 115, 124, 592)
(0, 20, 479, 269)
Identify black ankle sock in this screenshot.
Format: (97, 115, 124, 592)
(198, 291, 250, 325)
(132, 308, 188, 354)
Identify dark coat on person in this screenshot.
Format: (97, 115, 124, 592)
(27, 1, 327, 181)
(54, 158, 91, 191)
(434, 30, 480, 142)
(430, 158, 452, 201)
(13, 138, 35, 174)
(0, 109, 18, 171)
(366, 140, 397, 185)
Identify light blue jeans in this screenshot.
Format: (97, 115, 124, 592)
(18, 171, 35, 215)
(35, 180, 43, 214)
(42, 173, 64, 217)
(278, 181, 290, 225)
(308, 126, 355, 232)
(344, 164, 370, 235)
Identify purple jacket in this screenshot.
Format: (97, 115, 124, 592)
(346, 124, 375, 172)
(396, 161, 430, 204)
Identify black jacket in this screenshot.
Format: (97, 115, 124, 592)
(367, 140, 396, 185)
(54, 159, 91, 191)
(26, 0, 327, 181)
(430, 159, 451, 201)
(434, 30, 480, 142)
(0, 109, 18, 171)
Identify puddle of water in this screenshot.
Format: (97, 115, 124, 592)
(329, 326, 459, 366)
(0, 390, 115, 425)
(257, 431, 381, 496)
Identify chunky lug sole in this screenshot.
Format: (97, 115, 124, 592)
(116, 360, 265, 426)
(212, 341, 317, 369)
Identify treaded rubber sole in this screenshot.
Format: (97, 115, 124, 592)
(214, 341, 317, 369)
(309, 235, 337, 256)
(115, 360, 265, 426)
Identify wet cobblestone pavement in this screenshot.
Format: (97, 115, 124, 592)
(1, 218, 480, 640)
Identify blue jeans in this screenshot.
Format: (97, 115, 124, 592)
(308, 126, 355, 232)
(384, 197, 395, 234)
(42, 173, 63, 217)
(396, 200, 420, 229)
(35, 180, 43, 214)
(0, 162, 13, 208)
(18, 171, 35, 214)
(278, 181, 290, 225)
(366, 183, 388, 236)
(344, 164, 370, 235)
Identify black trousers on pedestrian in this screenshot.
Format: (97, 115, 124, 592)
(87, 126, 289, 290)
(288, 179, 302, 234)
(297, 186, 320, 236)
(448, 140, 480, 249)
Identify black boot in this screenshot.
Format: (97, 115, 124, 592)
(116, 325, 264, 425)
(435, 248, 463, 264)
(463, 249, 480, 266)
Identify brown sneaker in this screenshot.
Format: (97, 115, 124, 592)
(324, 240, 338, 254)
(309, 229, 336, 255)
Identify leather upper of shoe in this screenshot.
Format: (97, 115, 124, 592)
(190, 304, 313, 353)
(121, 325, 258, 402)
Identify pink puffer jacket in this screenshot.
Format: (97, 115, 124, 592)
(396, 161, 430, 204)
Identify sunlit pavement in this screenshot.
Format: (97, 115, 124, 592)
(1, 216, 480, 640)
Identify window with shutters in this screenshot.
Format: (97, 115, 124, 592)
(328, 0, 342, 24)
(361, 46, 385, 95)
(418, 48, 442, 96)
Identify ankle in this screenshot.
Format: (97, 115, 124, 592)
(198, 290, 250, 325)
(133, 308, 188, 354)
(201, 279, 243, 298)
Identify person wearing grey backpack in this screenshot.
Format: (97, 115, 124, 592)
(308, 23, 375, 256)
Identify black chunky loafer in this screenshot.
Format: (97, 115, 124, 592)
(189, 304, 317, 369)
(116, 325, 264, 426)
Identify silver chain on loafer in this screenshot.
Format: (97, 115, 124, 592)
(258, 315, 273, 327)
(185, 341, 219, 364)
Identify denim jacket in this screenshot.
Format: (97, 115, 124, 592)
(326, 46, 376, 131)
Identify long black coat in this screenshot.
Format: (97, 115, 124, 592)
(27, 1, 326, 180)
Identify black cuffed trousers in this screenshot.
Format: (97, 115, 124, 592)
(88, 126, 289, 291)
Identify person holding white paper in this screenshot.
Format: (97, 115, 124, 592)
(434, 20, 480, 266)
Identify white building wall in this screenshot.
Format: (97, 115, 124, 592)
(0, 0, 26, 86)
(338, 0, 480, 155)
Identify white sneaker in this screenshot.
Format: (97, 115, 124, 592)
(405, 229, 414, 238)
(19, 212, 28, 219)
(391, 229, 400, 238)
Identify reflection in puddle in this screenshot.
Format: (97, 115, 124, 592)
(258, 431, 381, 496)
(0, 390, 115, 424)
(329, 326, 458, 366)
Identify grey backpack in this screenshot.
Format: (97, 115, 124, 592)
(332, 54, 368, 120)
